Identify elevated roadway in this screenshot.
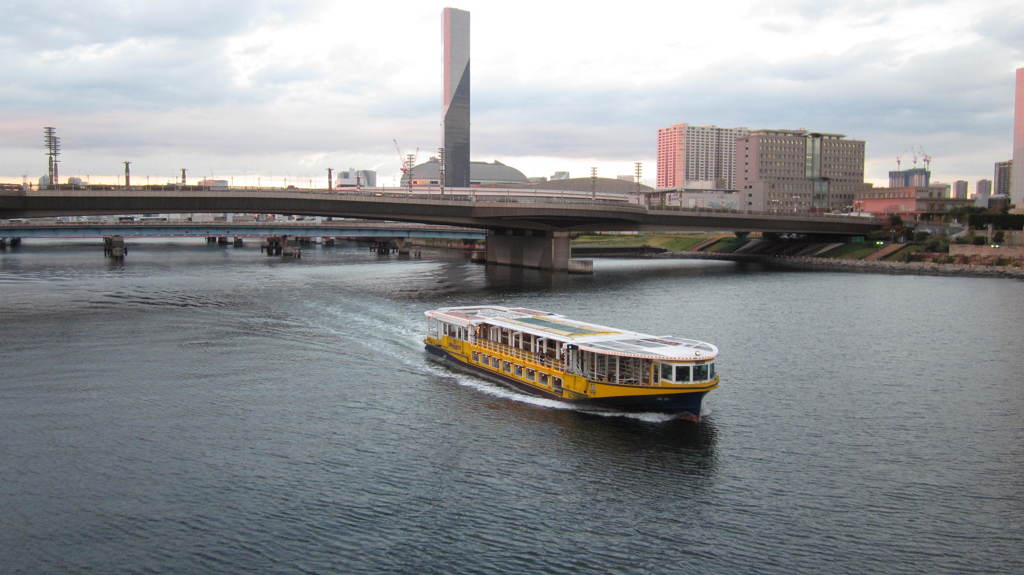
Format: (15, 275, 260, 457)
(0, 220, 485, 241)
(1, 186, 881, 270)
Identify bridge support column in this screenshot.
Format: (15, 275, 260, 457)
(103, 236, 126, 259)
(485, 229, 573, 272)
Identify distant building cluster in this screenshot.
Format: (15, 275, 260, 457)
(649, 68, 1024, 216)
(655, 124, 865, 213)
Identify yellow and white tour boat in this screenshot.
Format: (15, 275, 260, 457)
(424, 305, 719, 420)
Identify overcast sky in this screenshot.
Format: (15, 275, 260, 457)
(1, 0, 1021, 188)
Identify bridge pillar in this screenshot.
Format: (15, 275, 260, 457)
(103, 236, 126, 259)
(485, 229, 572, 272)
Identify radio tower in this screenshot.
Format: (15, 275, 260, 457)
(44, 127, 61, 189)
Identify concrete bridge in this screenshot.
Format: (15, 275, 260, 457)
(0, 220, 485, 241)
(0, 186, 881, 270)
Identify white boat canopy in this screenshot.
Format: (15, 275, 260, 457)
(425, 305, 717, 361)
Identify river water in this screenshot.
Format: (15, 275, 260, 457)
(1, 240, 1021, 575)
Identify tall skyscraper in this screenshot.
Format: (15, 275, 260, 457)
(736, 129, 865, 213)
(994, 160, 1012, 196)
(1012, 68, 1023, 208)
(656, 124, 749, 189)
(953, 180, 968, 199)
(443, 7, 470, 188)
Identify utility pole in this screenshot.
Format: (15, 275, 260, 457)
(43, 127, 61, 189)
(590, 167, 597, 200)
(438, 147, 446, 196)
(634, 162, 643, 204)
(405, 154, 416, 196)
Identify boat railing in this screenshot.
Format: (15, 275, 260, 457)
(473, 339, 564, 370)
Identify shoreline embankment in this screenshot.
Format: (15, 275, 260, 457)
(657, 251, 1024, 279)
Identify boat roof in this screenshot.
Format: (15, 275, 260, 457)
(425, 305, 717, 361)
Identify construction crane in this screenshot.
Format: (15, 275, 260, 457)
(393, 139, 420, 188)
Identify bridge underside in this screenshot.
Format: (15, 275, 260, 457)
(485, 229, 572, 271)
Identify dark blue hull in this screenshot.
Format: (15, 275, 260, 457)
(426, 343, 707, 419)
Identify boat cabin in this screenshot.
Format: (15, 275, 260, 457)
(426, 306, 718, 387)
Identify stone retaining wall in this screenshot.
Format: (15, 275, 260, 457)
(769, 256, 1024, 279)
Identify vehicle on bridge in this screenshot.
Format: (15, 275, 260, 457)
(424, 305, 719, 421)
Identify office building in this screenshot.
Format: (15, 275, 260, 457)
(975, 179, 992, 207)
(735, 129, 865, 213)
(994, 160, 1012, 196)
(337, 169, 376, 188)
(656, 124, 749, 189)
(443, 7, 470, 188)
(953, 180, 968, 199)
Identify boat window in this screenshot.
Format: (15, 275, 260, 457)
(709, 362, 716, 379)
(472, 351, 479, 362)
(539, 373, 549, 386)
(675, 365, 691, 382)
(693, 363, 709, 381)
(525, 368, 535, 381)
(553, 377, 563, 390)
(514, 365, 523, 377)
(503, 361, 511, 373)
(660, 363, 673, 382)
(492, 357, 500, 368)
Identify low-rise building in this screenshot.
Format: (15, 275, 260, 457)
(644, 188, 739, 210)
(854, 186, 973, 221)
(406, 158, 529, 187)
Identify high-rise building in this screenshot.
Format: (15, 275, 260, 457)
(888, 168, 930, 188)
(442, 7, 470, 188)
(953, 180, 968, 199)
(656, 124, 749, 189)
(994, 160, 1012, 196)
(736, 129, 865, 213)
(1012, 68, 1023, 208)
(975, 179, 992, 207)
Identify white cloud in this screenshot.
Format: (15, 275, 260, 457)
(0, 0, 1021, 188)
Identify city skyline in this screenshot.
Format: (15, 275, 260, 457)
(1, 0, 1022, 188)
